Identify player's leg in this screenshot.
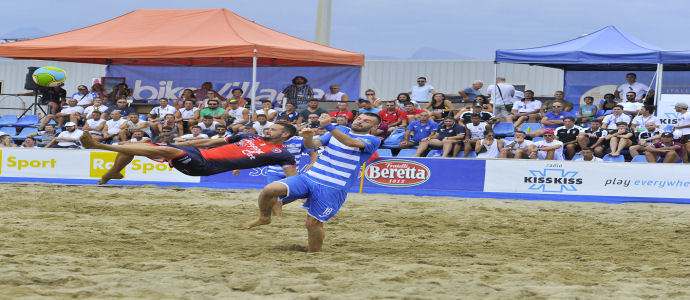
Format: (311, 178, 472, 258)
(238, 181, 290, 229)
(99, 153, 133, 185)
(306, 215, 325, 252)
(81, 131, 183, 159)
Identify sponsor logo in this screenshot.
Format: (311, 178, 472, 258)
(365, 159, 430, 187)
(272, 148, 283, 153)
(90, 152, 124, 178)
(240, 139, 264, 159)
(524, 168, 583, 192)
(5, 154, 57, 172)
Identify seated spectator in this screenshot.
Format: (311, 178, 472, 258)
(458, 95, 493, 114)
(505, 90, 542, 129)
(630, 121, 663, 157)
(83, 98, 109, 120)
(645, 132, 682, 163)
(413, 117, 465, 157)
(148, 98, 178, 136)
(210, 124, 230, 139)
(500, 130, 533, 159)
(252, 114, 274, 137)
(176, 99, 201, 131)
(574, 147, 603, 162)
(403, 101, 425, 123)
(605, 122, 634, 156)
(298, 113, 321, 131)
(370, 121, 389, 141)
(224, 99, 249, 133)
(39, 98, 83, 130)
(457, 103, 497, 128)
(158, 113, 183, 137)
(44, 122, 83, 149)
(90, 83, 108, 104)
(297, 98, 328, 124)
(121, 130, 151, 144)
(82, 110, 106, 142)
(395, 93, 416, 110)
(358, 99, 381, 115)
(602, 105, 631, 130)
(119, 113, 151, 142)
(597, 93, 617, 120)
(631, 105, 660, 132)
(621, 92, 643, 116)
(576, 119, 608, 158)
(462, 113, 492, 158)
(329, 101, 354, 123)
(531, 101, 575, 138)
(399, 111, 438, 149)
(335, 115, 350, 127)
(555, 116, 585, 160)
(173, 125, 208, 143)
(576, 96, 597, 125)
(72, 84, 96, 107)
(227, 88, 248, 108)
(277, 101, 300, 125)
(540, 91, 573, 114)
(107, 83, 132, 103)
(424, 93, 454, 121)
(364, 89, 383, 108)
(198, 115, 220, 136)
(476, 130, 503, 159)
(0, 135, 16, 148)
(28, 124, 58, 147)
(527, 129, 564, 160)
(252, 100, 278, 122)
(199, 99, 226, 126)
(378, 101, 408, 133)
(458, 80, 483, 102)
(20, 137, 39, 148)
(102, 111, 126, 144)
(104, 98, 135, 120)
(153, 126, 175, 145)
(175, 88, 197, 109)
(322, 84, 349, 101)
(238, 125, 254, 135)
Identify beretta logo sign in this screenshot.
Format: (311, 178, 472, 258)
(365, 159, 430, 187)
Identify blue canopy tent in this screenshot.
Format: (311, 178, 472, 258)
(494, 26, 665, 107)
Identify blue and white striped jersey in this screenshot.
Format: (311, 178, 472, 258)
(305, 128, 381, 190)
(266, 136, 313, 177)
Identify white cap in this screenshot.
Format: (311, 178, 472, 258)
(65, 122, 76, 127)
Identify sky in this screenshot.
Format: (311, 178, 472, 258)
(2, 0, 690, 60)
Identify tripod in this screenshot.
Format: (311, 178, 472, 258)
(18, 91, 48, 118)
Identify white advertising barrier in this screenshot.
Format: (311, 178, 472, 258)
(484, 160, 690, 199)
(0, 148, 199, 183)
(657, 94, 690, 127)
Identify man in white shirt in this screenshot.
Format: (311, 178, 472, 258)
(253, 114, 274, 137)
(409, 77, 436, 103)
(44, 122, 83, 149)
(83, 98, 109, 119)
(71, 85, 96, 107)
(321, 84, 349, 101)
(506, 90, 542, 129)
(148, 98, 178, 136)
(103, 110, 126, 144)
(615, 73, 652, 103)
(500, 130, 533, 159)
(602, 105, 631, 130)
(82, 110, 106, 142)
(620, 92, 643, 115)
(631, 105, 660, 132)
(173, 125, 208, 143)
(672, 102, 690, 162)
(528, 129, 564, 160)
(39, 98, 84, 129)
(198, 115, 219, 136)
(487, 77, 515, 121)
(226, 99, 249, 133)
(574, 147, 603, 162)
(629, 121, 663, 157)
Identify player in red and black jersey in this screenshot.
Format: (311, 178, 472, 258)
(80, 123, 298, 184)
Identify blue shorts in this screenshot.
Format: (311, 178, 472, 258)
(266, 172, 285, 184)
(277, 174, 347, 222)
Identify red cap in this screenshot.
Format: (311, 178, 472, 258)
(543, 129, 555, 135)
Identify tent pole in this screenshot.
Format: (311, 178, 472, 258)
(654, 63, 663, 107)
(250, 50, 258, 118)
(492, 62, 497, 101)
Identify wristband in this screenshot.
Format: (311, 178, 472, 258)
(323, 124, 336, 131)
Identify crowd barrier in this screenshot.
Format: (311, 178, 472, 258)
(0, 148, 688, 205)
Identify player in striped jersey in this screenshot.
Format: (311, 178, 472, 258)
(240, 113, 382, 252)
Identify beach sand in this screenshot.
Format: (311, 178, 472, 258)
(0, 183, 688, 299)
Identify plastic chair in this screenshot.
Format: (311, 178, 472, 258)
(492, 122, 515, 137)
(503, 137, 515, 143)
(396, 148, 418, 157)
(13, 115, 40, 127)
(0, 127, 17, 136)
(457, 151, 477, 158)
(663, 125, 674, 133)
(15, 127, 38, 140)
(426, 149, 443, 157)
(631, 155, 649, 163)
(375, 148, 393, 157)
(603, 154, 625, 162)
(0, 115, 18, 127)
(139, 114, 148, 121)
(520, 123, 542, 134)
(571, 154, 583, 161)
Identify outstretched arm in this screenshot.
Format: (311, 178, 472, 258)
(318, 113, 366, 148)
(178, 138, 227, 148)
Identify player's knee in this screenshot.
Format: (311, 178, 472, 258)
(305, 217, 322, 229)
(263, 182, 287, 197)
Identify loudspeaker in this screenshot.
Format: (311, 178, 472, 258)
(24, 67, 42, 90)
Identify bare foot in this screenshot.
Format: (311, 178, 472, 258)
(610, 152, 619, 156)
(98, 171, 124, 185)
(80, 131, 98, 149)
(237, 217, 271, 230)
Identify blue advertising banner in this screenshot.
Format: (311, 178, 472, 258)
(106, 65, 361, 103)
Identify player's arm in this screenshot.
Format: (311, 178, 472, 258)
(283, 166, 298, 177)
(305, 151, 318, 171)
(301, 128, 323, 149)
(318, 114, 366, 148)
(180, 138, 227, 148)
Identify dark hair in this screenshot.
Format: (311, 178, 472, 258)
(397, 93, 411, 102)
(626, 91, 637, 96)
(581, 147, 592, 152)
(161, 126, 173, 131)
(182, 89, 196, 99)
(159, 97, 168, 101)
(514, 130, 526, 135)
(604, 93, 615, 100)
(257, 114, 268, 119)
(563, 116, 575, 122)
(276, 123, 297, 138)
(191, 125, 201, 130)
(614, 104, 624, 110)
(474, 95, 488, 103)
(184, 99, 195, 104)
(403, 101, 415, 106)
(484, 130, 495, 136)
(216, 124, 227, 129)
(589, 119, 602, 124)
(583, 96, 594, 101)
(626, 73, 637, 78)
(231, 88, 244, 94)
(203, 115, 213, 119)
(207, 99, 219, 105)
(361, 112, 382, 124)
(615, 122, 628, 126)
(470, 113, 480, 118)
(643, 105, 655, 114)
(524, 90, 534, 94)
(417, 76, 427, 80)
(432, 93, 446, 102)
(292, 76, 308, 85)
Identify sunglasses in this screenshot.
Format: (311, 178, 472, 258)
(365, 93, 374, 95)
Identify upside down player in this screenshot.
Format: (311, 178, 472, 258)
(79, 123, 299, 184)
(239, 113, 382, 252)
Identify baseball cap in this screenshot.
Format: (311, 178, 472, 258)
(661, 132, 674, 138)
(65, 122, 76, 127)
(675, 102, 688, 109)
(228, 99, 238, 104)
(543, 129, 555, 135)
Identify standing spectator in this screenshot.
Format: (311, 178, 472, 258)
(555, 116, 585, 160)
(277, 102, 301, 125)
(119, 113, 151, 141)
(531, 101, 575, 138)
(252, 100, 278, 122)
(107, 83, 132, 103)
(19, 84, 67, 114)
(576, 96, 598, 125)
(148, 98, 178, 136)
(0, 135, 16, 148)
(424, 93, 455, 121)
(252, 114, 274, 136)
(104, 98, 134, 119)
(462, 113, 491, 158)
(364, 89, 383, 108)
(576, 119, 608, 158)
(541, 91, 574, 114)
(378, 101, 407, 132)
(645, 132, 681, 163)
(399, 111, 437, 149)
(457, 104, 497, 128)
(281, 76, 313, 102)
(27, 124, 58, 147)
(527, 129, 564, 160)
(71, 85, 96, 107)
(153, 126, 175, 145)
(672, 102, 690, 162)
(630, 121, 663, 157)
(631, 105, 660, 132)
(173, 125, 208, 142)
(44, 122, 83, 149)
(409, 77, 436, 103)
(297, 99, 328, 124)
(322, 84, 349, 101)
(199, 99, 226, 125)
(174, 88, 197, 109)
(83, 98, 109, 120)
(621, 92, 643, 115)
(38, 98, 83, 130)
(193, 82, 213, 103)
(500, 131, 533, 159)
(615, 73, 652, 103)
(102, 111, 126, 144)
(82, 110, 106, 142)
(329, 101, 354, 123)
(602, 105, 631, 130)
(176, 99, 201, 130)
(357, 99, 380, 114)
(506, 90, 542, 129)
(476, 130, 503, 159)
(458, 80, 483, 102)
(487, 77, 515, 121)
(605, 122, 634, 157)
(225, 99, 249, 133)
(413, 117, 464, 157)
(573, 147, 603, 162)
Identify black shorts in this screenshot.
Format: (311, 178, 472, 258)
(165, 144, 210, 176)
